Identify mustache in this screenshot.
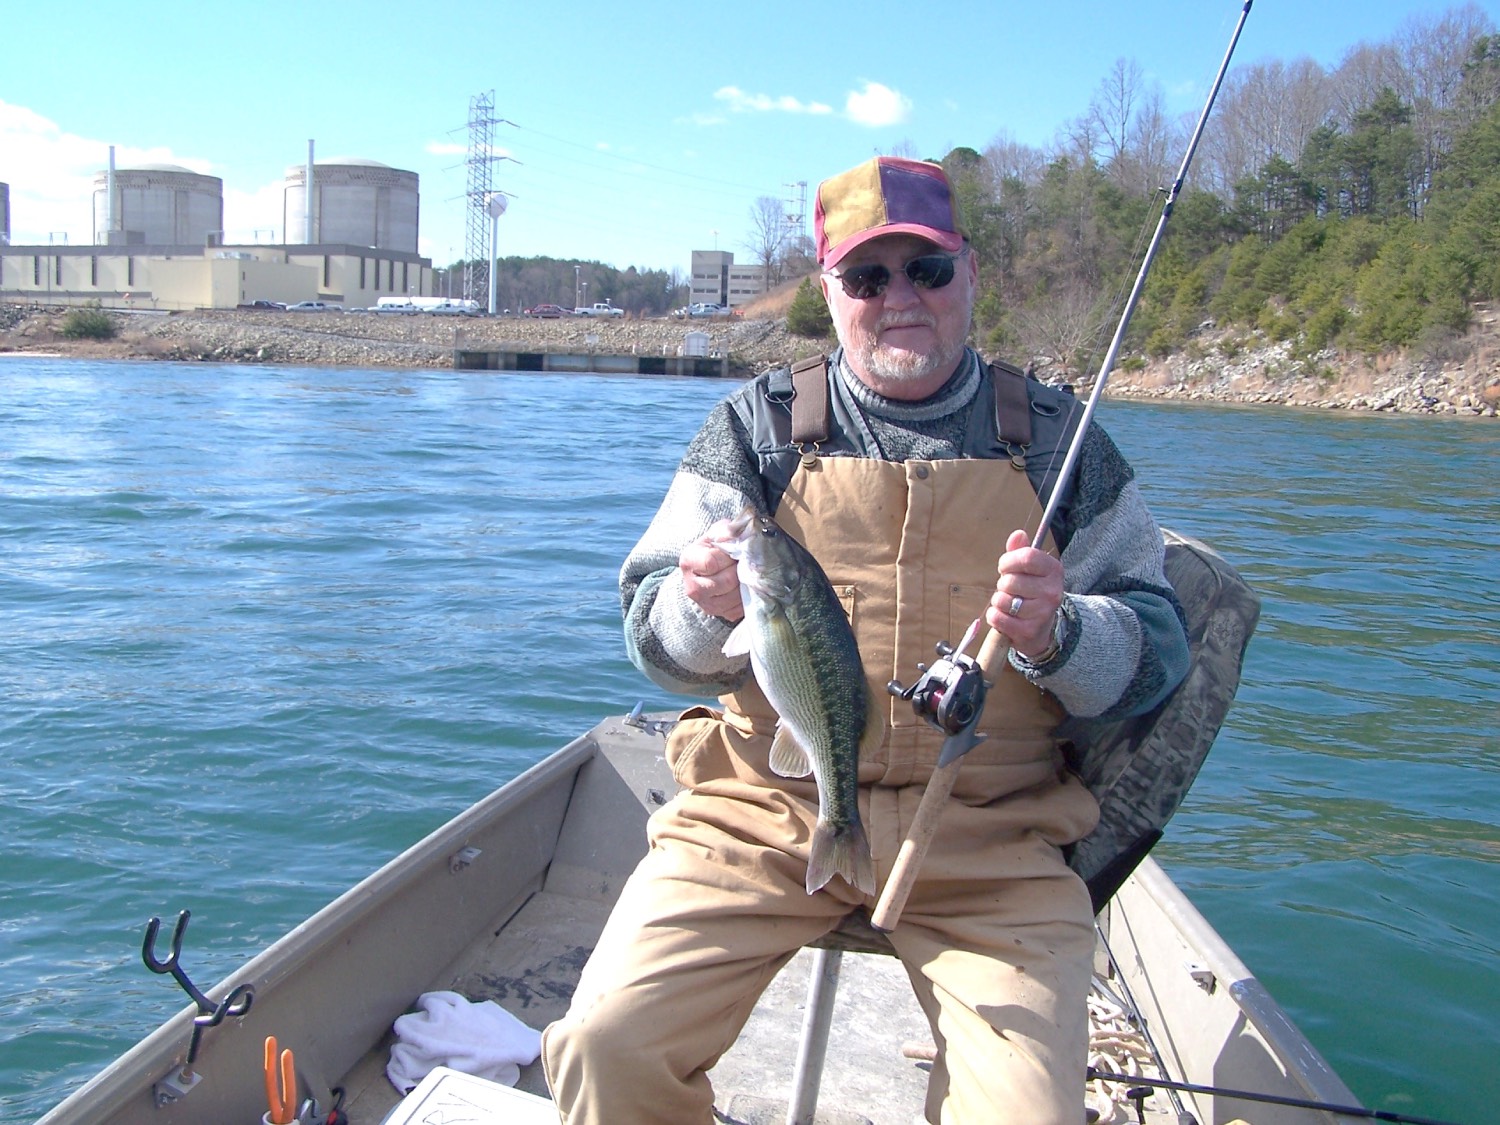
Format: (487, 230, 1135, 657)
(876, 312, 936, 332)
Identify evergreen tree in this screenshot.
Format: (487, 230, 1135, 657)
(786, 278, 833, 338)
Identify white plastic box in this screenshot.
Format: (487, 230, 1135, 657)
(380, 1066, 558, 1124)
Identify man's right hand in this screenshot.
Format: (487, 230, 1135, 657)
(680, 521, 744, 622)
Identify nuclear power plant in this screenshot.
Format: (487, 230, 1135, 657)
(284, 158, 420, 253)
(0, 145, 434, 311)
(92, 163, 224, 246)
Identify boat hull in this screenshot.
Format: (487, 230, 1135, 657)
(39, 713, 1364, 1125)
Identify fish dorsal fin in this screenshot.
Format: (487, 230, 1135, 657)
(722, 620, 752, 658)
(769, 725, 812, 778)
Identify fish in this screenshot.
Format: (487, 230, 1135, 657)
(716, 506, 879, 896)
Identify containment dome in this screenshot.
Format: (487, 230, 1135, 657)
(283, 158, 419, 252)
(92, 164, 224, 246)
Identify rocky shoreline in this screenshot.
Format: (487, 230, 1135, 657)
(2, 303, 1495, 417)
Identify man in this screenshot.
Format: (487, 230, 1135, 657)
(542, 156, 1190, 1124)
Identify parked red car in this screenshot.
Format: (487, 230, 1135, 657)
(526, 304, 569, 318)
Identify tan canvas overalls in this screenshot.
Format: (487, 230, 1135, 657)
(543, 451, 1101, 1125)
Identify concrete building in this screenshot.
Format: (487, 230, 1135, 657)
(92, 164, 223, 247)
(1, 181, 9, 245)
(0, 240, 433, 311)
(690, 250, 768, 310)
(284, 158, 420, 252)
(1, 153, 431, 310)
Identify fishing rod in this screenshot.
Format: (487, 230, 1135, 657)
(1085, 1068, 1468, 1125)
(1031, 0, 1253, 549)
(873, 0, 1254, 933)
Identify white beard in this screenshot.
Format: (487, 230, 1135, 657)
(845, 312, 969, 390)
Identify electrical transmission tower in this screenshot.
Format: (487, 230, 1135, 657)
(784, 180, 809, 252)
(464, 91, 499, 304)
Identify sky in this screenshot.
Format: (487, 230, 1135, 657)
(3, 0, 1497, 275)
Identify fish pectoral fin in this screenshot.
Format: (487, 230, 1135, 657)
(768, 726, 813, 778)
(722, 620, 752, 658)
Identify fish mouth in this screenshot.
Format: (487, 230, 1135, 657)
(725, 507, 755, 537)
(714, 506, 758, 557)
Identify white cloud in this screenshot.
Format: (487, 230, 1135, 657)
(221, 178, 288, 244)
(701, 82, 911, 129)
(845, 82, 912, 128)
(1, 99, 217, 244)
(713, 86, 834, 116)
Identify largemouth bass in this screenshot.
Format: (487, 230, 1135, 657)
(717, 507, 878, 896)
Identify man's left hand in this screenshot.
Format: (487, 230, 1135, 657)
(987, 529, 1063, 660)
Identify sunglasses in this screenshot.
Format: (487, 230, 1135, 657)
(826, 248, 968, 300)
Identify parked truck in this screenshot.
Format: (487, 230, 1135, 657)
(573, 301, 625, 318)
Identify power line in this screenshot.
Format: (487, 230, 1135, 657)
(507, 120, 772, 196)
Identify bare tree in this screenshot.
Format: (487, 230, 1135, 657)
(1328, 41, 1406, 128)
(1089, 58, 1145, 175)
(1391, 3, 1497, 197)
(1124, 84, 1178, 194)
(982, 132, 1048, 295)
(1200, 58, 1332, 194)
(744, 196, 791, 285)
(1058, 106, 1103, 170)
(984, 131, 1048, 187)
(1010, 281, 1111, 378)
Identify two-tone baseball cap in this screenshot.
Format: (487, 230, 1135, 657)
(814, 156, 968, 268)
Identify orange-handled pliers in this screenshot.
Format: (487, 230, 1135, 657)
(263, 1035, 296, 1125)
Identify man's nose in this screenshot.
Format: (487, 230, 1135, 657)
(880, 265, 922, 308)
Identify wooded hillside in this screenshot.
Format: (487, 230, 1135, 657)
(940, 4, 1500, 378)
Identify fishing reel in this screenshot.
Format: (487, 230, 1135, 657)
(888, 621, 990, 737)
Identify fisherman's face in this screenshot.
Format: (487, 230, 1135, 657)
(820, 233, 977, 401)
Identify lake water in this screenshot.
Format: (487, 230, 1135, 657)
(0, 358, 1495, 1125)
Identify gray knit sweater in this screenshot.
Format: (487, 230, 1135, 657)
(621, 349, 1188, 720)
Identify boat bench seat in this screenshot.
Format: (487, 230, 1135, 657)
(810, 908, 896, 957)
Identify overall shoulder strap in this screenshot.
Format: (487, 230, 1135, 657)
(988, 360, 1033, 448)
(790, 355, 830, 445)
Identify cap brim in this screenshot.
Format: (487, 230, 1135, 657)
(822, 224, 966, 269)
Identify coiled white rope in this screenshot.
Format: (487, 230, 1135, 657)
(1086, 976, 1162, 1124)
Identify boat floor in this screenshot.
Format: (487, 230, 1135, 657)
(333, 889, 1175, 1125)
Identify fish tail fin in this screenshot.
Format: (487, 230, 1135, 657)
(806, 818, 876, 897)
